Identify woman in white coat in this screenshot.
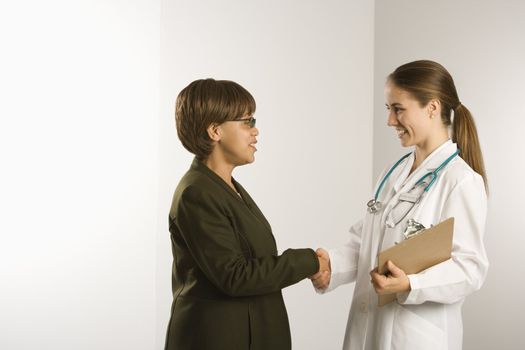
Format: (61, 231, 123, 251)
(311, 60, 488, 350)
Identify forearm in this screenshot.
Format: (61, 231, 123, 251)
(398, 255, 488, 304)
(204, 248, 319, 297)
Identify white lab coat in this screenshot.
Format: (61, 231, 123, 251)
(324, 140, 488, 350)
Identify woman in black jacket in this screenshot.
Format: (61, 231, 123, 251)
(164, 78, 329, 350)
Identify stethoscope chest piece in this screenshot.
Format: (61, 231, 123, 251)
(367, 199, 382, 213)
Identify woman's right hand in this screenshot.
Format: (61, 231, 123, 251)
(310, 248, 331, 290)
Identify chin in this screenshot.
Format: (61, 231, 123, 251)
(236, 155, 255, 166)
(246, 149, 256, 163)
(400, 138, 414, 148)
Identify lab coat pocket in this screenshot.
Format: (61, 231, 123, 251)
(392, 305, 446, 350)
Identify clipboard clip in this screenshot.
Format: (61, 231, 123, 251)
(403, 219, 426, 240)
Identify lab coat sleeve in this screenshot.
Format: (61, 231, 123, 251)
(175, 185, 320, 297)
(317, 220, 363, 294)
(397, 173, 489, 305)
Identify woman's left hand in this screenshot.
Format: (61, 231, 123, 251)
(370, 260, 411, 295)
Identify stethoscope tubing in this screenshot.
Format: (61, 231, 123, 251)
(374, 152, 411, 201)
(414, 149, 460, 192)
(373, 149, 460, 203)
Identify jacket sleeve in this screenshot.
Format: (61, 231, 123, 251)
(174, 185, 319, 297)
(397, 173, 489, 305)
(318, 220, 363, 293)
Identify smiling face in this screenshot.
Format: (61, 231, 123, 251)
(384, 80, 438, 149)
(215, 116, 259, 166)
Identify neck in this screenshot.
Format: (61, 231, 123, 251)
(412, 132, 449, 171)
(203, 152, 236, 191)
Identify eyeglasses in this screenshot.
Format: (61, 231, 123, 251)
(230, 117, 256, 128)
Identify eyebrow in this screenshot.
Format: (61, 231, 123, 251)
(385, 103, 403, 107)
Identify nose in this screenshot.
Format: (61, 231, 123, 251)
(387, 111, 398, 127)
(252, 127, 259, 136)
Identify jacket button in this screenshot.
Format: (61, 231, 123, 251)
(360, 302, 368, 313)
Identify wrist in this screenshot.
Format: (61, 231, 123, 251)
(403, 276, 411, 292)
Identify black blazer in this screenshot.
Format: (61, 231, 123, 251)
(164, 158, 319, 350)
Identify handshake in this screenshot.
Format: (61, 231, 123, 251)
(309, 248, 331, 290)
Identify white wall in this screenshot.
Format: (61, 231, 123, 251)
(156, 0, 374, 349)
(1, 1, 160, 349)
(373, 0, 525, 348)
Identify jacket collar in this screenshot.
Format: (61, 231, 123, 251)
(393, 139, 457, 193)
(190, 157, 243, 201)
(190, 157, 272, 231)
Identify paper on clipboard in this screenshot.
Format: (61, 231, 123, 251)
(377, 217, 454, 307)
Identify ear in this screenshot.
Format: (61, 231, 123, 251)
(428, 99, 441, 118)
(206, 123, 222, 142)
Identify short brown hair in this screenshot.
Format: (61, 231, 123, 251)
(175, 79, 256, 159)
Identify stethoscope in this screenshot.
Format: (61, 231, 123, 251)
(367, 149, 460, 216)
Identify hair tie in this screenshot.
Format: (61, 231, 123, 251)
(455, 102, 462, 110)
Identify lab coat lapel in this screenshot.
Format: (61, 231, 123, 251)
(392, 153, 415, 194)
(395, 140, 457, 195)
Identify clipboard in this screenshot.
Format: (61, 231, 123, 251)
(377, 217, 454, 306)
